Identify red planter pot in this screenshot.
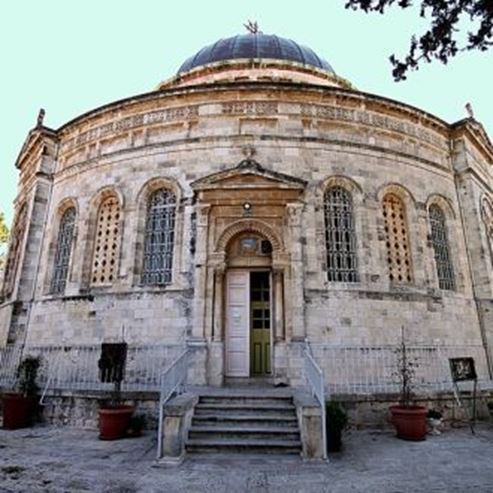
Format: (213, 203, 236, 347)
(2, 394, 39, 430)
(389, 405, 427, 441)
(98, 405, 134, 440)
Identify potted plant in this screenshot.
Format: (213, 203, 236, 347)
(2, 355, 41, 429)
(325, 401, 348, 452)
(97, 342, 134, 440)
(389, 328, 427, 441)
(427, 409, 443, 435)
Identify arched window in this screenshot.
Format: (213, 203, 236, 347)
(142, 188, 176, 285)
(324, 186, 359, 282)
(91, 196, 121, 285)
(382, 193, 412, 283)
(429, 205, 455, 290)
(51, 207, 76, 294)
(2, 204, 27, 297)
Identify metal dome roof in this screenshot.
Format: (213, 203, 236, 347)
(177, 33, 334, 74)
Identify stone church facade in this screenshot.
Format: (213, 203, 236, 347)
(1, 32, 493, 398)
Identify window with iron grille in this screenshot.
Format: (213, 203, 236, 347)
(324, 186, 359, 282)
(382, 194, 412, 283)
(429, 204, 455, 290)
(91, 196, 121, 285)
(51, 207, 76, 294)
(142, 189, 176, 285)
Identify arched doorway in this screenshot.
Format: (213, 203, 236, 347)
(224, 232, 273, 377)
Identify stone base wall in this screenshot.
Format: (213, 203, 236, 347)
(1, 388, 490, 433)
(32, 391, 160, 430)
(336, 391, 493, 428)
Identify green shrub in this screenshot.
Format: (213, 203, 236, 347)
(16, 356, 41, 397)
(325, 401, 348, 431)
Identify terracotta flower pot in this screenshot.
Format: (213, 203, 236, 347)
(2, 393, 39, 430)
(98, 405, 134, 440)
(389, 405, 427, 441)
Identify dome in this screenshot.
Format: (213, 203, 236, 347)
(177, 33, 334, 74)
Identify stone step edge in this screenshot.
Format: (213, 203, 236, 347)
(192, 414, 298, 421)
(189, 426, 300, 434)
(195, 403, 296, 410)
(198, 395, 294, 400)
(186, 438, 302, 447)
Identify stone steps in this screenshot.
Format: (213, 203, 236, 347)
(186, 438, 302, 455)
(189, 426, 300, 441)
(186, 393, 301, 455)
(194, 402, 296, 417)
(192, 415, 298, 428)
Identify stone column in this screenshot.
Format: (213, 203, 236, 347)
(212, 266, 225, 342)
(191, 204, 210, 341)
(273, 268, 285, 342)
(287, 203, 305, 341)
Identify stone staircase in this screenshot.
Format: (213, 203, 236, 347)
(185, 391, 302, 455)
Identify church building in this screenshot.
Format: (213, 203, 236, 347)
(1, 29, 492, 448)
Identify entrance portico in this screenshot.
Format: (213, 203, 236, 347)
(190, 157, 307, 386)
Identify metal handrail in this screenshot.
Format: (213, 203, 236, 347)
(304, 341, 327, 460)
(156, 348, 189, 459)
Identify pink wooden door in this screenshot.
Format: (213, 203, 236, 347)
(225, 270, 250, 377)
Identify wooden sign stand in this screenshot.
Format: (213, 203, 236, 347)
(449, 357, 478, 434)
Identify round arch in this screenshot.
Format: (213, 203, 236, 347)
(215, 219, 283, 253)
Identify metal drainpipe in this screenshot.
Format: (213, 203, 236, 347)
(451, 136, 493, 379)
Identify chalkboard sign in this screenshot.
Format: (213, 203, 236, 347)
(449, 357, 477, 382)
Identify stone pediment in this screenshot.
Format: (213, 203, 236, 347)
(15, 126, 57, 170)
(191, 158, 307, 191)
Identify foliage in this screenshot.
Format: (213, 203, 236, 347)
(325, 401, 348, 431)
(128, 414, 146, 432)
(16, 356, 41, 397)
(0, 212, 9, 269)
(345, 0, 493, 81)
(427, 408, 442, 419)
(97, 342, 128, 407)
(393, 327, 418, 407)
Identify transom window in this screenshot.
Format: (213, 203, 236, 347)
(324, 186, 359, 282)
(51, 207, 76, 294)
(91, 196, 121, 285)
(142, 188, 176, 285)
(382, 193, 412, 283)
(429, 205, 455, 290)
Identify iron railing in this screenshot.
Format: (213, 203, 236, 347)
(303, 341, 327, 460)
(156, 348, 190, 459)
(309, 343, 492, 395)
(0, 344, 184, 393)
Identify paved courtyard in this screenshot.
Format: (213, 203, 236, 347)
(0, 423, 492, 492)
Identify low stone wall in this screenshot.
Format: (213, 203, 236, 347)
(35, 390, 160, 430)
(1, 388, 490, 432)
(334, 391, 493, 428)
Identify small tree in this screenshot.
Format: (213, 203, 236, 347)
(16, 356, 41, 397)
(394, 327, 418, 407)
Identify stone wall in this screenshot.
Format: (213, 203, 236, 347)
(1, 82, 491, 387)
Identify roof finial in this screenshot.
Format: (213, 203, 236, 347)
(36, 108, 45, 128)
(465, 102, 475, 119)
(244, 20, 260, 34)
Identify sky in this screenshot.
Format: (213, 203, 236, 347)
(0, 0, 492, 228)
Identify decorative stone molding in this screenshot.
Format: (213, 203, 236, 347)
(426, 194, 456, 220)
(215, 219, 283, 253)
